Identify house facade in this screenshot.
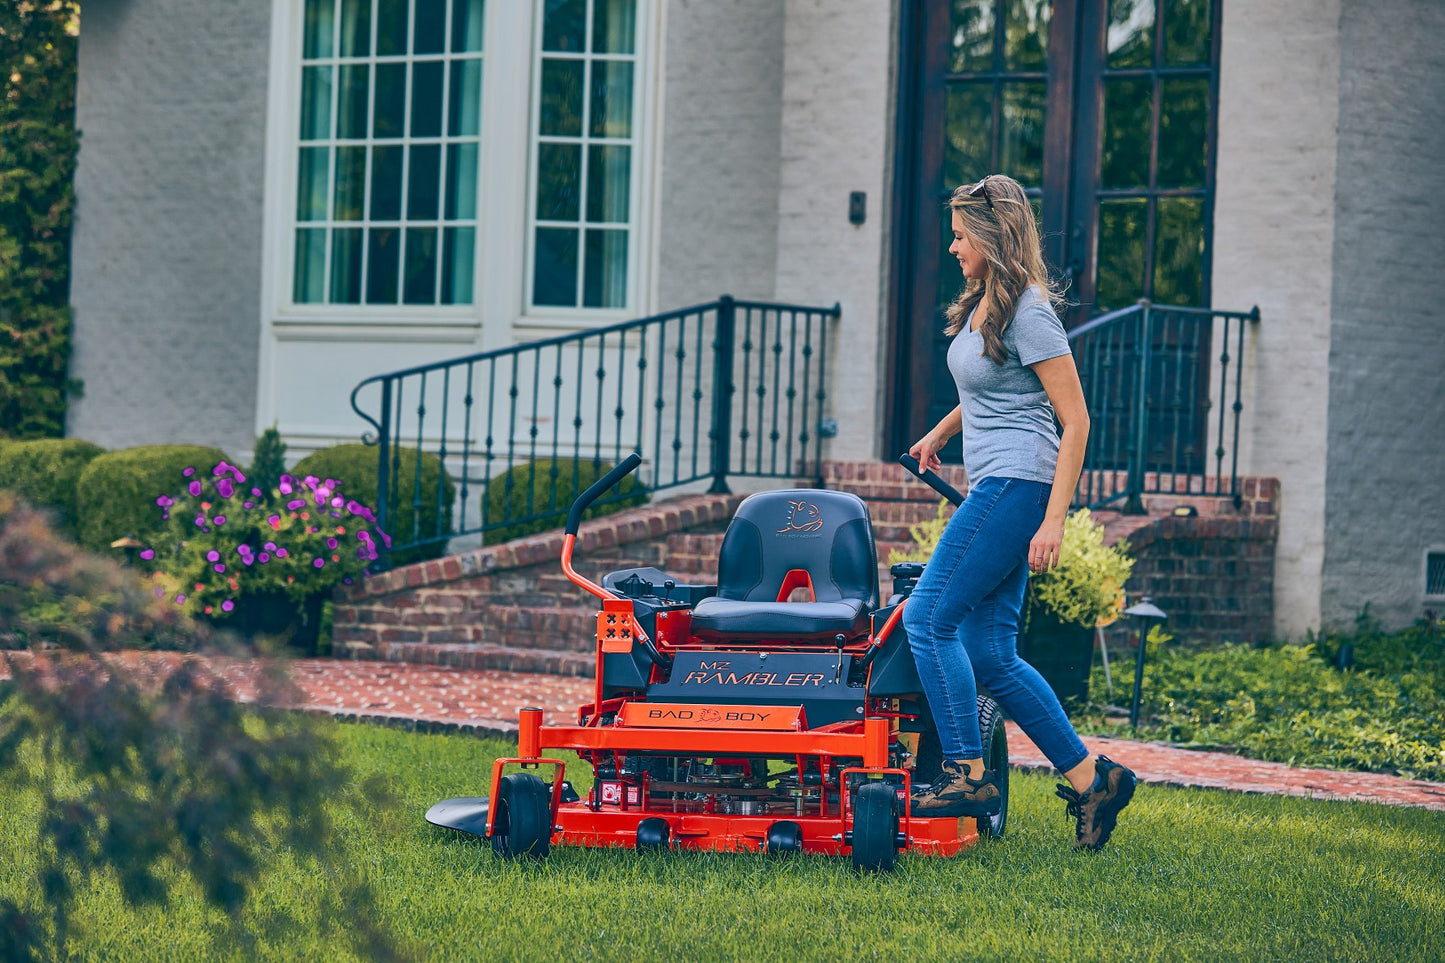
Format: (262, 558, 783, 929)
(67, 0, 1445, 636)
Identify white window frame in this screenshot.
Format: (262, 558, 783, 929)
(258, 0, 660, 337)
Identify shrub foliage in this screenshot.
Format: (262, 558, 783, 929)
(0, 2, 81, 439)
(0, 493, 400, 959)
(73, 445, 230, 554)
(0, 437, 102, 536)
(483, 456, 649, 543)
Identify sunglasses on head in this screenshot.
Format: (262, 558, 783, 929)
(964, 177, 995, 211)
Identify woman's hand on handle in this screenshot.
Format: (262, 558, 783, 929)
(909, 434, 944, 475)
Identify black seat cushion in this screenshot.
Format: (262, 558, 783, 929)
(690, 489, 878, 641)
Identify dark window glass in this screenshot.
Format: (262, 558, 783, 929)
(1152, 197, 1203, 305)
(374, 63, 407, 138)
(376, 0, 408, 56)
(294, 227, 327, 302)
(452, 0, 485, 52)
(300, 65, 333, 141)
(1095, 198, 1147, 309)
(414, 0, 446, 55)
(583, 229, 628, 308)
(370, 145, 403, 220)
(333, 145, 367, 221)
(442, 226, 475, 302)
(1004, 0, 1050, 71)
(593, 0, 636, 54)
(403, 227, 438, 303)
(536, 142, 581, 220)
(540, 59, 584, 136)
(445, 142, 478, 219)
(534, 228, 579, 306)
(1164, 0, 1211, 65)
(337, 63, 369, 139)
(542, 0, 586, 52)
(949, 0, 994, 72)
(330, 227, 363, 302)
(1107, 0, 1153, 67)
(411, 60, 444, 137)
(303, 0, 334, 59)
(449, 59, 482, 136)
(590, 60, 633, 138)
(944, 83, 992, 186)
(1000, 81, 1046, 184)
(1101, 78, 1152, 189)
(587, 145, 630, 222)
(407, 144, 441, 219)
(339, 0, 370, 57)
(1158, 77, 1209, 187)
(297, 146, 330, 221)
(367, 227, 401, 303)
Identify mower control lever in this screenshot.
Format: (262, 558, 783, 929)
(898, 453, 965, 507)
(566, 452, 644, 536)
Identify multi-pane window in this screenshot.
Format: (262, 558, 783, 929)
(294, 0, 485, 306)
(1094, 0, 1214, 309)
(529, 0, 639, 311)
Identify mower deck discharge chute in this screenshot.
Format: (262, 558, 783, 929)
(427, 453, 1008, 870)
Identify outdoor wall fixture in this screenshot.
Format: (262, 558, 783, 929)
(1124, 597, 1169, 729)
(1171, 505, 1198, 517)
(849, 191, 867, 225)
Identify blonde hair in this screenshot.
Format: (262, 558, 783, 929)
(944, 174, 1061, 365)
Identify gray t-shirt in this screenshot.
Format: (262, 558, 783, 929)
(946, 285, 1071, 485)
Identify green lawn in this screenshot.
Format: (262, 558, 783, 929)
(3, 721, 1443, 962)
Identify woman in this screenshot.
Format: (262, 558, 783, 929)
(904, 174, 1136, 851)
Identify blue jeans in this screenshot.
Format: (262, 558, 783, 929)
(903, 476, 1090, 773)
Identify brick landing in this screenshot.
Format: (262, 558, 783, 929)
(217, 657, 1442, 812)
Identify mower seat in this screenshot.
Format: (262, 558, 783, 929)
(690, 490, 878, 642)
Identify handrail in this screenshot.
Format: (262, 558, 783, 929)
(350, 296, 842, 564)
(1067, 299, 1261, 512)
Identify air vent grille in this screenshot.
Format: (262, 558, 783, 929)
(1428, 550, 1445, 599)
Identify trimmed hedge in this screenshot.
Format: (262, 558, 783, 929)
(74, 445, 230, 554)
(292, 443, 454, 566)
(483, 457, 648, 543)
(0, 437, 102, 536)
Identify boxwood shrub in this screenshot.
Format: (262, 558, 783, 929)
(292, 443, 454, 566)
(74, 445, 230, 554)
(483, 457, 648, 543)
(0, 437, 104, 537)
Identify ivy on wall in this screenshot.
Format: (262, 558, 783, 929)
(0, 2, 80, 439)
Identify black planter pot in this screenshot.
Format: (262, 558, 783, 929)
(1019, 610, 1095, 705)
(219, 590, 325, 654)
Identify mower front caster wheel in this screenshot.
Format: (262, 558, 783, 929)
(850, 782, 900, 872)
(766, 820, 803, 855)
(491, 773, 551, 860)
(636, 817, 671, 851)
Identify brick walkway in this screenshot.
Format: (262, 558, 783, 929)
(210, 657, 1442, 812)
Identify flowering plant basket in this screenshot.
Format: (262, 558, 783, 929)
(143, 461, 389, 624)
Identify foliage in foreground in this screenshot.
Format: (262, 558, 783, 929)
(6, 722, 1444, 961)
(0, 493, 400, 960)
(1082, 616, 1445, 780)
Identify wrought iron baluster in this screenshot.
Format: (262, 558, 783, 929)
(691, 309, 705, 481)
(737, 305, 753, 473)
(459, 363, 474, 538)
(436, 368, 451, 546)
(768, 309, 784, 473)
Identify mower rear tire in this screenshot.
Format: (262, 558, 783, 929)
(491, 773, 551, 859)
(850, 782, 899, 872)
(977, 695, 1009, 839)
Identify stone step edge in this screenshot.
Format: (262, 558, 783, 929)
(344, 492, 744, 600)
(343, 640, 596, 677)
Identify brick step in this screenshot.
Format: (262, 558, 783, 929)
(475, 605, 600, 653)
(369, 641, 594, 677)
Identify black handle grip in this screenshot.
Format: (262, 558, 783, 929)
(898, 453, 965, 507)
(566, 452, 644, 535)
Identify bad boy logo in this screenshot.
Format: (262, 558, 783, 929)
(778, 500, 824, 534)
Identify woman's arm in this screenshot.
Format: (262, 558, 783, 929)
(1029, 354, 1090, 574)
(909, 405, 962, 474)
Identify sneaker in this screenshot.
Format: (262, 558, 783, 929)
(1055, 755, 1137, 851)
(910, 760, 1002, 818)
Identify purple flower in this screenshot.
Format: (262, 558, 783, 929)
(221, 600, 234, 612)
(206, 550, 220, 562)
(279, 475, 294, 495)
(313, 557, 325, 568)
(243, 501, 254, 509)
(154, 586, 165, 599)
(188, 481, 203, 497)
(258, 552, 269, 563)
(251, 487, 262, 497)
(287, 499, 305, 511)
(156, 495, 173, 508)
(214, 563, 226, 573)
(264, 542, 276, 552)
(276, 548, 289, 558)
(214, 516, 226, 526)
(140, 548, 155, 560)
(216, 479, 235, 499)
(183, 467, 195, 478)
(176, 594, 186, 604)
(327, 537, 338, 549)
(330, 496, 343, 508)
(244, 555, 255, 566)
(237, 544, 251, 556)
(268, 515, 281, 529)
(194, 516, 208, 529)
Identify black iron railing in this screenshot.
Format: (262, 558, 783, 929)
(349, 297, 840, 562)
(1068, 300, 1261, 511)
